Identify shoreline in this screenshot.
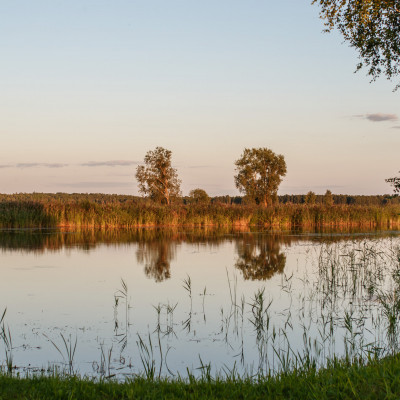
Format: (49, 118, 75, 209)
(1, 354, 400, 399)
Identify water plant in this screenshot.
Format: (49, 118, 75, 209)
(94, 344, 114, 379)
(136, 333, 156, 380)
(182, 275, 192, 310)
(43, 333, 77, 375)
(0, 309, 13, 375)
(114, 279, 129, 329)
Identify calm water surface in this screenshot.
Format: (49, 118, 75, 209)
(0, 228, 399, 378)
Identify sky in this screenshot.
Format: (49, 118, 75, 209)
(0, 0, 399, 196)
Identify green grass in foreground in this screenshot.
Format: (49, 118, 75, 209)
(1, 355, 400, 399)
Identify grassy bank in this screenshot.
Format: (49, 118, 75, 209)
(0, 193, 399, 228)
(1, 355, 400, 399)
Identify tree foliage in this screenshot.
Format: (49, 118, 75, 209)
(313, 0, 400, 88)
(386, 172, 400, 193)
(324, 190, 335, 206)
(234, 148, 287, 207)
(189, 188, 211, 205)
(135, 147, 181, 205)
(305, 191, 317, 205)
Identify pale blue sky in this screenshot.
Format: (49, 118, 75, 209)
(0, 1, 399, 196)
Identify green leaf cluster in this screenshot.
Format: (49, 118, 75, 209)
(313, 0, 400, 89)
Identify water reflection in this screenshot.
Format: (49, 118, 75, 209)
(0, 227, 398, 283)
(235, 233, 289, 280)
(136, 241, 176, 282)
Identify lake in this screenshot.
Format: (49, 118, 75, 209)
(0, 227, 399, 379)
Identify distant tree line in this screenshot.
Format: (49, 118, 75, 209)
(191, 194, 400, 206)
(1, 191, 398, 208)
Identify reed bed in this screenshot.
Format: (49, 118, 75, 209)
(0, 194, 399, 229)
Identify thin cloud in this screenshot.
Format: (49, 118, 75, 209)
(80, 160, 138, 167)
(391, 126, 400, 129)
(0, 161, 137, 169)
(15, 163, 68, 168)
(187, 183, 222, 188)
(187, 165, 216, 169)
(61, 181, 133, 188)
(354, 113, 398, 122)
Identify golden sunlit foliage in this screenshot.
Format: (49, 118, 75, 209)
(0, 193, 399, 229)
(234, 148, 287, 207)
(188, 189, 211, 205)
(135, 147, 181, 205)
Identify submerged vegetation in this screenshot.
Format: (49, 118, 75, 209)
(0, 193, 399, 229)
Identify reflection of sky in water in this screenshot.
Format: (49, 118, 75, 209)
(0, 229, 399, 377)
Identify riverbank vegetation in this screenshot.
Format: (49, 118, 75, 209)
(0, 193, 399, 229)
(1, 354, 400, 399)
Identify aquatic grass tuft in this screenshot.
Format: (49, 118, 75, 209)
(136, 333, 156, 380)
(43, 333, 77, 375)
(0, 309, 13, 375)
(99, 344, 114, 379)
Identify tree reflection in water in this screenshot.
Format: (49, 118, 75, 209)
(235, 234, 290, 281)
(136, 240, 176, 282)
(1, 227, 392, 282)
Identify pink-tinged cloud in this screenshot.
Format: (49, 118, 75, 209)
(16, 163, 68, 168)
(0, 163, 68, 168)
(80, 160, 138, 167)
(355, 113, 398, 122)
(61, 182, 133, 188)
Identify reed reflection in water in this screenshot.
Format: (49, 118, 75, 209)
(0, 227, 398, 283)
(0, 227, 399, 378)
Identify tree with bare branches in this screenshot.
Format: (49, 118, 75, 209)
(386, 172, 400, 193)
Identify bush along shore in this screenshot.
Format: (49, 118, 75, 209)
(0, 194, 399, 228)
(1, 354, 400, 399)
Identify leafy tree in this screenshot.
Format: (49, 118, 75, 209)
(305, 191, 317, 205)
(313, 0, 400, 88)
(189, 188, 210, 205)
(234, 148, 287, 207)
(324, 189, 334, 206)
(135, 147, 181, 205)
(386, 172, 400, 193)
